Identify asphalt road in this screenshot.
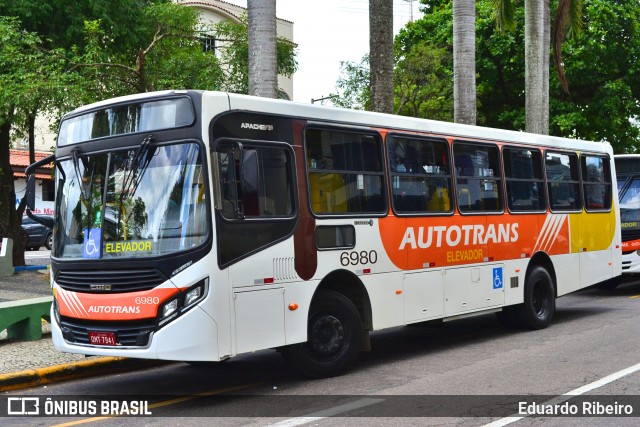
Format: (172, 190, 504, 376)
(3, 280, 640, 426)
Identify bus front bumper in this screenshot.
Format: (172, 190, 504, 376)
(51, 304, 221, 362)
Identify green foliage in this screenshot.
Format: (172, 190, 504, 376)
(0, 1, 298, 263)
(394, 41, 453, 121)
(334, 17, 453, 120)
(66, 3, 224, 102)
(333, 55, 371, 110)
(0, 0, 170, 52)
(214, 16, 297, 95)
(338, 0, 640, 151)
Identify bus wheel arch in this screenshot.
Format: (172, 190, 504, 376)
(282, 270, 372, 378)
(497, 252, 557, 330)
(526, 252, 557, 298)
(518, 252, 557, 329)
(313, 269, 373, 332)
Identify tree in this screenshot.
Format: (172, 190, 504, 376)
(525, 0, 548, 134)
(395, 41, 453, 121)
(0, 17, 67, 266)
(369, 0, 394, 113)
(552, 0, 583, 94)
(247, 0, 277, 98)
(351, 0, 640, 151)
(66, 4, 224, 100)
(453, 0, 476, 124)
(0, 0, 166, 52)
(1, 2, 298, 267)
(334, 55, 371, 110)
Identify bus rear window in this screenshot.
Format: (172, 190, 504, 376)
(58, 97, 194, 146)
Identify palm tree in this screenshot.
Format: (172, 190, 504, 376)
(552, 0, 583, 95)
(525, 0, 547, 134)
(247, 0, 277, 98)
(369, 0, 394, 113)
(453, 0, 476, 125)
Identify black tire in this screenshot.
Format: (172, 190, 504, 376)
(45, 232, 53, 251)
(283, 290, 363, 379)
(515, 266, 556, 329)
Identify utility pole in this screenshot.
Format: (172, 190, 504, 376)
(402, 0, 415, 23)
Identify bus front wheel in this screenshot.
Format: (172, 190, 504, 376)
(516, 266, 556, 329)
(283, 290, 363, 378)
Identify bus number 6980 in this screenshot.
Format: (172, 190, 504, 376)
(340, 250, 377, 266)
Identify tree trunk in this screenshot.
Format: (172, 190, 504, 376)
(542, 0, 550, 133)
(453, 0, 476, 125)
(0, 118, 27, 267)
(525, 0, 548, 134)
(369, 0, 394, 114)
(248, 0, 278, 99)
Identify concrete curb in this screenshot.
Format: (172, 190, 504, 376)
(0, 357, 171, 392)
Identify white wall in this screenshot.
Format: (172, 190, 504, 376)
(15, 178, 55, 216)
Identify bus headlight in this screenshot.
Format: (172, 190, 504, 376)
(162, 299, 178, 318)
(184, 286, 202, 308)
(157, 278, 208, 328)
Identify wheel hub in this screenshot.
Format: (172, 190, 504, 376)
(309, 315, 344, 357)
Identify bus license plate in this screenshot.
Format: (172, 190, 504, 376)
(88, 331, 117, 346)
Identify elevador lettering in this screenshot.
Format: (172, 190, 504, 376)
(399, 223, 519, 250)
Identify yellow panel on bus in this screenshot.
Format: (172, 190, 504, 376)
(309, 172, 348, 213)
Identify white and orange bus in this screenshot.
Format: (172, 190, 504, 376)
(614, 154, 640, 278)
(26, 91, 621, 378)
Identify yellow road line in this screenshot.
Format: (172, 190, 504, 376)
(629, 295, 640, 299)
(50, 382, 263, 427)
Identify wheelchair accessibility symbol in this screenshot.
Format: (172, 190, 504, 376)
(83, 228, 102, 259)
(493, 267, 503, 289)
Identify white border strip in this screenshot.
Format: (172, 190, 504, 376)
(269, 398, 384, 427)
(483, 361, 640, 427)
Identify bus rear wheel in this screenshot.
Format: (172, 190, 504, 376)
(283, 290, 363, 378)
(515, 266, 556, 329)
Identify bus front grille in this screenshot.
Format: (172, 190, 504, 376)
(56, 269, 167, 293)
(59, 317, 156, 347)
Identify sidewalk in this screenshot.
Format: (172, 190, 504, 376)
(0, 269, 167, 391)
(0, 269, 85, 367)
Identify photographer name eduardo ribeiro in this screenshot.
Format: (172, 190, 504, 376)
(519, 400, 634, 416)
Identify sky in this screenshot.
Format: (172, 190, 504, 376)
(225, 0, 423, 104)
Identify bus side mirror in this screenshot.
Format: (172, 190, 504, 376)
(25, 174, 36, 211)
(25, 154, 56, 228)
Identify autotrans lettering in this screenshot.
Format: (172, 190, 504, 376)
(105, 241, 152, 254)
(399, 223, 519, 250)
(88, 306, 141, 314)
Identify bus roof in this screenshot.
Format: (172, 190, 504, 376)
(63, 90, 613, 155)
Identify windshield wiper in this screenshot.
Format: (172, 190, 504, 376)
(117, 135, 155, 237)
(71, 147, 99, 230)
(120, 135, 154, 197)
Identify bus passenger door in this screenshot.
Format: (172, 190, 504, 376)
(444, 264, 505, 315)
(403, 270, 444, 323)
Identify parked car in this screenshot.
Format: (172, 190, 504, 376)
(21, 215, 53, 250)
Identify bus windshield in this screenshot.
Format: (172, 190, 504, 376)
(54, 141, 208, 259)
(619, 177, 640, 233)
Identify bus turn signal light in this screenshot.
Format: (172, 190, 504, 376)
(288, 303, 299, 311)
